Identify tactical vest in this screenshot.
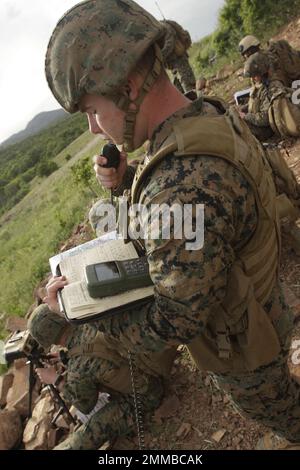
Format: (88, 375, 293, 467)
(68, 332, 176, 394)
(130, 101, 282, 374)
(248, 84, 265, 114)
(268, 93, 300, 138)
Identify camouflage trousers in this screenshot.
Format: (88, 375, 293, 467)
(54, 376, 164, 450)
(212, 347, 300, 443)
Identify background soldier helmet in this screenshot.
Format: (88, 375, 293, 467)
(45, 0, 166, 152)
(239, 35, 261, 55)
(244, 52, 270, 78)
(28, 304, 68, 349)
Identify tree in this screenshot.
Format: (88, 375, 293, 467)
(37, 161, 58, 177)
(71, 157, 100, 197)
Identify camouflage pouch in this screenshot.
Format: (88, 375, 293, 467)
(187, 263, 281, 374)
(268, 95, 300, 138)
(264, 146, 300, 199)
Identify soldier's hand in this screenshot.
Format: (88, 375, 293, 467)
(43, 275, 68, 315)
(93, 150, 128, 190)
(36, 365, 58, 385)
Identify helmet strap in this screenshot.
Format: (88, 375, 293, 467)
(117, 43, 163, 152)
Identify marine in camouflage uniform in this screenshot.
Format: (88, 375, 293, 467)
(160, 19, 196, 94)
(243, 52, 300, 135)
(242, 52, 274, 141)
(28, 304, 168, 450)
(45, 0, 300, 447)
(243, 52, 300, 254)
(243, 83, 274, 141)
(239, 35, 300, 87)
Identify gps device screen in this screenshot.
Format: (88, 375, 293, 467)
(95, 262, 120, 281)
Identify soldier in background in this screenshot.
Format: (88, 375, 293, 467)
(241, 52, 274, 141)
(28, 297, 175, 450)
(160, 19, 196, 96)
(243, 52, 300, 138)
(239, 35, 300, 87)
(241, 52, 300, 256)
(45, 0, 300, 449)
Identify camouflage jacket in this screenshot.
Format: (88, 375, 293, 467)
(244, 82, 270, 127)
(97, 98, 293, 355)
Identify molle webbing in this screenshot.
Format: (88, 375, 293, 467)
(131, 107, 280, 307)
(122, 43, 164, 152)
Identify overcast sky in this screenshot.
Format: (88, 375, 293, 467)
(0, 0, 224, 143)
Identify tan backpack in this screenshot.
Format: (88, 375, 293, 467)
(268, 93, 300, 138)
(268, 40, 300, 84)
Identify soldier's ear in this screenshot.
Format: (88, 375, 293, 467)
(126, 76, 140, 101)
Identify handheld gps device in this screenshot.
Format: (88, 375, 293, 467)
(85, 257, 153, 298)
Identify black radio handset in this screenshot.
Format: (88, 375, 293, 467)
(101, 143, 121, 204)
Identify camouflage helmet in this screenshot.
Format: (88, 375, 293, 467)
(244, 52, 270, 78)
(239, 35, 260, 55)
(28, 304, 68, 349)
(45, 0, 166, 151)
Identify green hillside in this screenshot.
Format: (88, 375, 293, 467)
(189, 0, 300, 78)
(0, 130, 106, 334)
(0, 113, 88, 216)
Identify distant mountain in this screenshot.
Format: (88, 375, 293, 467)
(0, 109, 68, 149)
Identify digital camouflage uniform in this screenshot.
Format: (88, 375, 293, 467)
(100, 98, 300, 442)
(239, 36, 300, 87)
(244, 52, 300, 139)
(29, 305, 165, 450)
(45, 0, 300, 445)
(244, 83, 274, 141)
(55, 325, 165, 450)
(160, 20, 196, 94)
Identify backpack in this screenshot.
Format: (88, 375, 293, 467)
(165, 20, 192, 57)
(268, 93, 300, 138)
(268, 40, 300, 84)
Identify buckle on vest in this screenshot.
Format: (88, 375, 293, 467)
(216, 330, 232, 359)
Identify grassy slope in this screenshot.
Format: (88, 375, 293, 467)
(0, 131, 105, 328)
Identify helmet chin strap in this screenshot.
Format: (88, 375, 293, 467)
(117, 43, 163, 153)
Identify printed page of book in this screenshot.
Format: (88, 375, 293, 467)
(62, 281, 154, 320)
(49, 231, 119, 276)
(49, 233, 154, 321)
(59, 239, 138, 283)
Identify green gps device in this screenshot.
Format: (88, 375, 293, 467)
(85, 257, 153, 298)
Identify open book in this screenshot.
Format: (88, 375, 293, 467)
(49, 232, 154, 323)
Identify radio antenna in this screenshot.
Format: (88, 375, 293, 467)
(155, 1, 165, 19)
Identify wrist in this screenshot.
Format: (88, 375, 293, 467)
(53, 373, 64, 388)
